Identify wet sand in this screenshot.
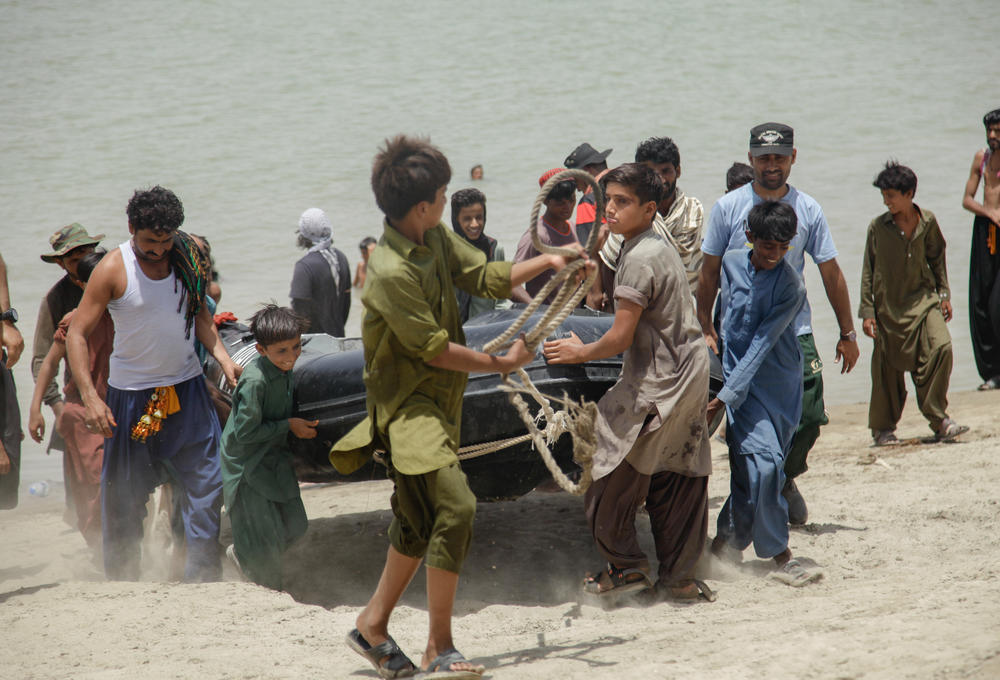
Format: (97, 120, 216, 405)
(3, 390, 999, 679)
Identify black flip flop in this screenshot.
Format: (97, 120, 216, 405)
(345, 628, 417, 679)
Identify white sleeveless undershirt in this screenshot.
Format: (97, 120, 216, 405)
(107, 241, 203, 390)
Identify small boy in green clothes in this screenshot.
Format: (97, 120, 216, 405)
(221, 304, 318, 590)
(860, 161, 967, 445)
(331, 135, 588, 679)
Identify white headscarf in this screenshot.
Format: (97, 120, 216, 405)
(298, 208, 340, 290)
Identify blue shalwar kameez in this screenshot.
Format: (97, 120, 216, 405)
(716, 250, 805, 558)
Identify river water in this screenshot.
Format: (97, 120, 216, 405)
(1, 0, 997, 491)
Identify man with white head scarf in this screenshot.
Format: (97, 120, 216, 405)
(289, 208, 351, 337)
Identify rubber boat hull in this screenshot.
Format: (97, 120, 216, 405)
(208, 307, 723, 501)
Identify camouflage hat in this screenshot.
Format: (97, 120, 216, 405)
(40, 223, 105, 263)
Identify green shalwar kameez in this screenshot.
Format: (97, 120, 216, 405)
(329, 220, 512, 573)
(221, 355, 307, 589)
(858, 207, 953, 434)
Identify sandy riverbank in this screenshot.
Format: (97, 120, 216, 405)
(2, 390, 999, 679)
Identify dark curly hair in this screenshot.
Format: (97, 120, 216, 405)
(126, 186, 210, 338)
(873, 160, 917, 195)
(371, 135, 451, 221)
(450, 187, 487, 231)
(126, 185, 184, 234)
(984, 108, 1000, 128)
(634, 137, 680, 168)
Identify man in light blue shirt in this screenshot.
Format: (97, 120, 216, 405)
(696, 122, 860, 525)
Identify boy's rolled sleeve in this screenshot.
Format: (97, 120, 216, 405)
(614, 259, 655, 310)
(367, 269, 450, 362)
(614, 285, 648, 309)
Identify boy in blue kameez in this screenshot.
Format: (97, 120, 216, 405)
(706, 201, 823, 587)
(221, 304, 317, 590)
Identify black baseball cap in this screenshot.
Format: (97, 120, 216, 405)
(564, 142, 612, 169)
(749, 123, 794, 157)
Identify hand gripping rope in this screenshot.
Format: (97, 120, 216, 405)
(465, 169, 604, 495)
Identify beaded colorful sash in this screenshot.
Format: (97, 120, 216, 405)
(130, 385, 181, 442)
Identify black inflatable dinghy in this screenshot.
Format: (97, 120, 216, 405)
(207, 307, 722, 501)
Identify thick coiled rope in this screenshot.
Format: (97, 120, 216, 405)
(480, 169, 604, 495)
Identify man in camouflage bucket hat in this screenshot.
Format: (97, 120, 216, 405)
(33, 224, 104, 461)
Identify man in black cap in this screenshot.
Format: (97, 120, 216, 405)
(33, 224, 104, 457)
(564, 142, 612, 247)
(696, 122, 859, 527)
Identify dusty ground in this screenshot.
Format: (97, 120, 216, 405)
(3, 390, 999, 679)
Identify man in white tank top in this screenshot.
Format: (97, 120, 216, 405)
(66, 186, 241, 582)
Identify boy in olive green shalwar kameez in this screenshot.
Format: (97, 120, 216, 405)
(859, 162, 967, 444)
(331, 136, 586, 680)
(221, 305, 317, 590)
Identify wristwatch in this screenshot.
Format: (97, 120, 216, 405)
(840, 329, 857, 342)
(0, 308, 17, 324)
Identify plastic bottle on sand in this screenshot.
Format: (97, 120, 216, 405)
(28, 480, 51, 497)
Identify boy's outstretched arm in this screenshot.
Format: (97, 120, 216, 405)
(427, 338, 534, 375)
(509, 248, 592, 289)
(542, 299, 642, 364)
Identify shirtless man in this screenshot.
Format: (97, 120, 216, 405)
(67, 186, 240, 581)
(962, 108, 1000, 390)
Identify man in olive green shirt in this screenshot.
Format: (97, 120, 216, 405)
(860, 162, 966, 445)
(332, 135, 588, 679)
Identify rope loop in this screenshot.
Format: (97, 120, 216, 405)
(479, 170, 605, 495)
(483, 168, 603, 356)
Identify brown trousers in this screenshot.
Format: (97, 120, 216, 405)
(584, 459, 708, 585)
(869, 310, 952, 434)
(57, 401, 104, 548)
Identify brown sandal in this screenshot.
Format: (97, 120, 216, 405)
(582, 563, 651, 600)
